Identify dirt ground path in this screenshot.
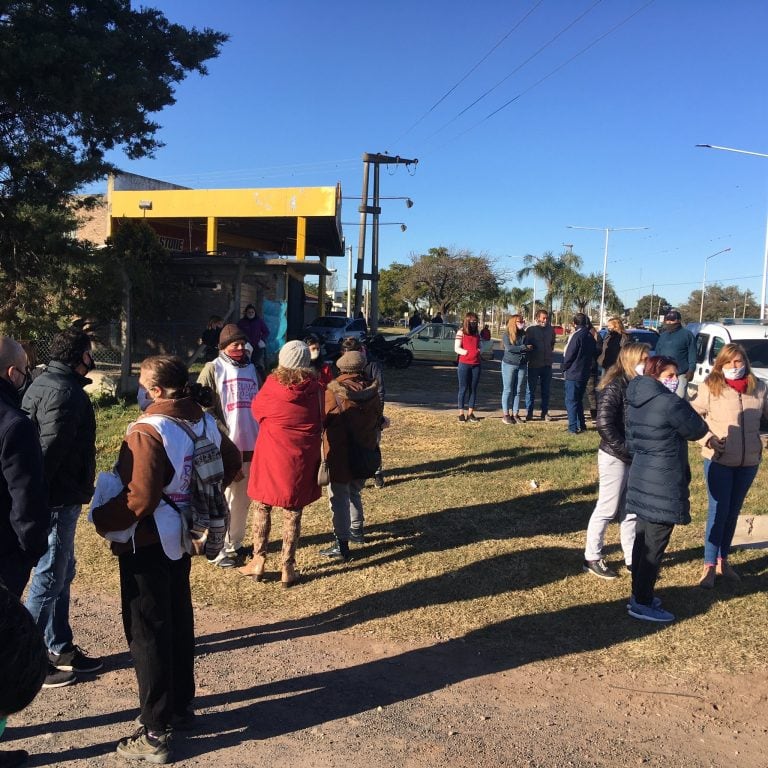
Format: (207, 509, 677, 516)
(7, 590, 767, 768)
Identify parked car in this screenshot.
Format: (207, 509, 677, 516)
(398, 323, 493, 362)
(303, 316, 367, 351)
(685, 321, 768, 396)
(598, 327, 659, 351)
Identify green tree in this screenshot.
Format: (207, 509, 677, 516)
(628, 293, 670, 327)
(403, 247, 500, 316)
(678, 284, 759, 323)
(378, 262, 411, 318)
(0, 1, 227, 334)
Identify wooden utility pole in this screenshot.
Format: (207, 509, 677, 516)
(353, 153, 417, 331)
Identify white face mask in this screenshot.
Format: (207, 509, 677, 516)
(723, 366, 746, 381)
(634, 363, 645, 376)
(309, 348, 320, 361)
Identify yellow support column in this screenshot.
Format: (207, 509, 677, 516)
(296, 216, 307, 261)
(206, 216, 218, 254)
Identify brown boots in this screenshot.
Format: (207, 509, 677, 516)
(238, 503, 302, 587)
(280, 509, 302, 588)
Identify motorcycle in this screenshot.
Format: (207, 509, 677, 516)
(365, 333, 413, 369)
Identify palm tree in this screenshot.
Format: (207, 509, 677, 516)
(516, 250, 583, 314)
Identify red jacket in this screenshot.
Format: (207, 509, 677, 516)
(247, 373, 323, 509)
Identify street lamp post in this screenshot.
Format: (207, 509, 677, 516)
(567, 225, 648, 327)
(696, 144, 768, 319)
(699, 247, 732, 323)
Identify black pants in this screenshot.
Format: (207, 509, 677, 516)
(0, 552, 32, 598)
(631, 518, 674, 606)
(119, 544, 195, 732)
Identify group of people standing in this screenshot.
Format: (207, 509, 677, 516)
(90, 329, 383, 763)
(582, 317, 766, 623)
(0, 313, 384, 765)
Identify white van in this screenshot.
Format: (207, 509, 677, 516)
(686, 320, 768, 396)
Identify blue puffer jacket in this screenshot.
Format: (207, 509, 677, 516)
(625, 375, 708, 525)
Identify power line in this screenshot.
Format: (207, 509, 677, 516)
(391, 0, 545, 144)
(425, 0, 655, 154)
(484, 0, 655, 121)
(422, 0, 604, 144)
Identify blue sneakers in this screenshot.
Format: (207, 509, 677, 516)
(627, 597, 674, 623)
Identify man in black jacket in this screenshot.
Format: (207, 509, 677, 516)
(23, 328, 101, 688)
(0, 337, 49, 598)
(561, 314, 597, 434)
(524, 310, 557, 421)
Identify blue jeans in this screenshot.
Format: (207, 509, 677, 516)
(501, 363, 526, 414)
(457, 362, 481, 410)
(525, 365, 552, 417)
(703, 460, 759, 564)
(564, 378, 588, 432)
(25, 503, 80, 654)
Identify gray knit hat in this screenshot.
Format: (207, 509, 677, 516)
(278, 340, 311, 370)
(336, 350, 366, 373)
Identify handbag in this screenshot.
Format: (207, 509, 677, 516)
(317, 391, 330, 486)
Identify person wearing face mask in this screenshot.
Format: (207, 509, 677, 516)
(582, 343, 650, 579)
(690, 343, 768, 588)
(500, 314, 530, 424)
(623, 355, 709, 622)
(0, 337, 49, 601)
(22, 328, 100, 687)
(92, 356, 240, 762)
(455, 312, 483, 423)
(304, 334, 334, 387)
(197, 324, 262, 568)
(654, 310, 696, 400)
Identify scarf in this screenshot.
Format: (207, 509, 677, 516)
(725, 377, 748, 394)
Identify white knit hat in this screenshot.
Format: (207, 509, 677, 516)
(278, 340, 311, 370)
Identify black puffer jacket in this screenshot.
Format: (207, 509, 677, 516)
(625, 375, 708, 525)
(22, 361, 96, 506)
(596, 376, 631, 464)
(0, 378, 49, 592)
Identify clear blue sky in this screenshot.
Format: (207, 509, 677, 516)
(104, 0, 768, 313)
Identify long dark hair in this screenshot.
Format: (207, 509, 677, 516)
(140, 355, 213, 406)
(462, 312, 479, 335)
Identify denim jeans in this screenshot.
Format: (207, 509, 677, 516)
(501, 363, 526, 414)
(328, 479, 365, 541)
(457, 362, 481, 411)
(703, 459, 759, 565)
(564, 378, 587, 432)
(525, 365, 552, 417)
(25, 503, 80, 654)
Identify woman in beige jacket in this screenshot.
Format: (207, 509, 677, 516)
(690, 343, 768, 588)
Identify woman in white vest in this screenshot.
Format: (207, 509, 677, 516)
(92, 356, 241, 762)
(197, 323, 263, 568)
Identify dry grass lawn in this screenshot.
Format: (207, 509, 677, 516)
(81, 383, 768, 676)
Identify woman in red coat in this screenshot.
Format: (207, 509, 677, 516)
(239, 341, 323, 587)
